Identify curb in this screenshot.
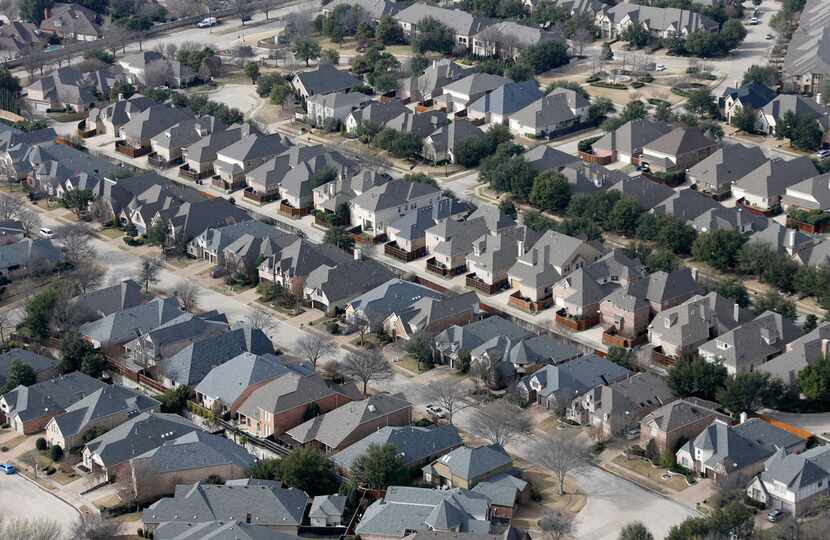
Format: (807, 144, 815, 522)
(15, 470, 86, 517)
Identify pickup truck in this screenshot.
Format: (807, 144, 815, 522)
(197, 17, 217, 28)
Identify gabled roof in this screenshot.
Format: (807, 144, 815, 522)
(153, 520, 298, 540)
(131, 430, 255, 474)
(784, 172, 830, 211)
(385, 110, 448, 137)
(508, 229, 601, 287)
(326, 0, 399, 18)
(468, 81, 543, 117)
(392, 291, 479, 336)
(308, 91, 372, 110)
(233, 369, 360, 418)
(72, 279, 144, 318)
(434, 316, 531, 357)
(434, 445, 512, 482)
(348, 279, 444, 325)
(687, 143, 768, 191)
(747, 221, 815, 256)
(698, 311, 801, 371)
(310, 494, 348, 519)
(759, 445, 830, 492)
(85, 412, 200, 467)
(395, 2, 491, 36)
(593, 119, 674, 157)
(349, 100, 409, 127)
(79, 297, 183, 347)
(690, 206, 770, 234)
(762, 94, 826, 121)
(523, 145, 580, 172)
(41, 3, 101, 36)
(649, 292, 752, 351)
(642, 127, 716, 157)
(332, 424, 463, 471)
(0, 238, 63, 271)
(122, 105, 195, 142)
(734, 156, 818, 199)
(425, 119, 485, 155)
(1, 372, 105, 422)
(260, 237, 354, 279)
(604, 3, 717, 33)
(722, 82, 776, 110)
(442, 73, 511, 99)
(216, 133, 291, 164)
(52, 385, 159, 439)
(351, 178, 441, 213)
(293, 63, 361, 96)
(507, 334, 581, 367)
(510, 92, 577, 129)
(195, 352, 309, 406)
(521, 354, 631, 400)
(641, 397, 727, 433)
(304, 259, 396, 304)
(758, 323, 830, 381)
(651, 188, 721, 223)
(0, 348, 57, 388)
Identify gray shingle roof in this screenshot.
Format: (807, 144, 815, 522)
(434, 444, 512, 482)
(747, 222, 815, 256)
(1, 372, 105, 422)
(395, 3, 491, 36)
(468, 81, 543, 117)
(195, 352, 310, 407)
(470, 473, 528, 507)
(434, 316, 531, 358)
(783, 171, 830, 211)
(734, 156, 818, 200)
(332, 425, 463, 472)
(520, 354, 631, 402)
(643, 127, 716, 157)
(522, 145, 580, 172)
(79, 297, 183, 347)
(393, 292, 479, 337)
(698, 311, 801, 372)
(593, 119, 673, 157)
(348, 279, 444, 326)
(760, 445, 830, 492)
(154, 520, 298, 540)
(304, 260, 395, 305)
(510, 91, 577, 129)
(131, 430, 255, 474)
(687, 143, 768, 192)
(0, 238, 63, 271)
(507, 334, 580, 367)
(0, 349, 57, 388)
(758, 322, 830, 383)
(293, 64, 361, 96)
(641, 397, 727, 433)
(53, 385, 159, 439)
(309, 494, 348, 520)
(233, 369, 355, 419)
(351, 179, 441, 213)
(326, 0, 399, 18)
(604, 3, 717, 33)
(442, 73, 511, 99)
(72, 279, 144, 318)
(649, 292, 751, 352)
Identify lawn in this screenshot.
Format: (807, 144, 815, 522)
(396, 356, 433, 375)
(93, 494, 122, 510)
(511, 456, 586, 528)
(611, 454, 688, 491)
(100, 228, 124, 239)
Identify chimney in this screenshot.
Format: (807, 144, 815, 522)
(44, 6, 50, 21)
(354, 247, 362, 261)
(739, 412, 748, 424)
(543, 244, 550, 266)
(517, 240, 525, 257)
(690, 267, 698, 281)
(531, 248, 538, 266)
(473, 240, 483, 256)
(786, 229, 797, 249)
(733, 303, 740, 323)
(734, 80, 740, 89)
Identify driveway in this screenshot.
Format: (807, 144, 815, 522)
(0, 472, 79, 534)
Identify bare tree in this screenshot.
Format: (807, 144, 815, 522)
(297, 334, 336, 370)
(470, 400, 532, 447)
(0, 193, 23, 220)
(0, 308, 14, 347)
(144, 61, 174, 88)
(573, 28, 593, 57)
(14, 206, 40, 237)
(166, 0, 205, 18)
(245, 309, 275, 330)
(0, 0, 20, 21)
(57, 223, 95, 264)
(0, 518, 63, 540)
(425, 379, 467, 425)
(136, 257, 162, 293)
(341, 348, 392, 395)
(538, 512, 573, 540)
(532, 433, 592, 495)
(69, 262, 105, 294)
(89, 198, 114, 225)
(175, 281, 201, 312)
(69, 513, 120, 540)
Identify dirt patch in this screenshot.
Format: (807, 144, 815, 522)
(611, 454, 688, 492)
(513, 456, 587, 522)
(100, 228, 124, 239)
(93, 494, 121, 509)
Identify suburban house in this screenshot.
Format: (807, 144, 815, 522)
(472, 21, 560, 59)
(142, 483, 308, 535)
(690, 207, 769, 235)
(698, 311, 801, 375)
(78, 296, 183, 349)
(0, 21, 44, 60)
(385, 198, 467, 262)
(782, 172, 830, 212)
(747, 446, 830, 517)
(687, 144, 768, 199)
(278, 151, 358, 211)
(0, 372, 105, 434)
(466, 226, 541, 295)
(149, 116, 222, 167)
(423, 119, 484, 164)
(152, 520, 299, 539)
(257, 238, 354, 294)
(394, 3, 491, 50)
(323, 0, 400, 20)
(437, 73, 511, 114)
(187, 220, 295, 266)
(332, 425, 463, 475)
(384, 291, 480, 340)
(118, 105, 195, 157)
(639, 397, 731, 455)
(71, 279, 144, 319)
(345, 100, 409, 135)
(508, 87, 591, 138)
(781, 0, 830, 94)
(596, 3, 718, 40)
(40, 3, 102, 41)
(517, 354, 631, 412)
(45, 385, 159, 449)
(747, 221, 815, 258)
(291, 63, 362, 100)
(732, 157, 819, 213)
(568, 372, 675, 438)
(314, 169, 392, 215)
(591, 119, 672, 165)
(433, 316, 531, 368)
(676, 418, 807, 485)
(651, 188, 723, 224)
(797, 239, 830, 267)
(128, 431, 255, 500)
(385, 110, 449, 137)
(423, 444, 513, 489)
(757, 94, 829, 137)
(180, 125, 249, 180)
(397, 59, 474, 104)
(123, 312, 230, 369)
(467, 80, 543, 126)
(759, 323, 830, 385)
(306, 92, 373, 128)
(304, 259, 396, 312)
(309, 495, 348, 527)
(0, 349, 58, 389)
(719, 82, 776, 125)
(606, 175, 674, 210)
(213, 132, 292, 191)
(23, 66, 116, 113)
(117, 51, 195, 88)
(285, 393, 413, 453)
(0, 220, 24, 245)
(349, 178, 443, 238)
(0, 238, 64, 277)
(639, 127, 719, 173)
(88, 94, 155, 138)
(232, 370, 362, 439)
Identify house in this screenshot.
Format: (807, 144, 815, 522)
(782, 172, 830, 211)
(591, 119, 673, 165)
(796, 239, 830, 267)
(149, 116, 222, 166)
(508, 230, 603, 308)
(0, 372, 105, 434)
(291, 63, 362, 100)
(194, 351, 310, 414)
(119, 105, 196, 156)
(304, 260, 396, 312)
(467, 81, 543, 126)
(781, 1, 830, 94)
(323, 0, 399, 20)
(129, 431, 255, 500)
(523, 144, 580, 172)
(640, 398, 731, 455)
(71, 279, 144, 320)
(472, 22, 560, 59)
(423, 119, 485, 164)
(732, 157, 819, 212)
(466, 226, 541, 295)
(349, 178, 443, 237)
(758, 94, 828, 137)
(40, 3, 102, 41)
(83, 412, 201, 480)
(180, 125, 249, 180)
(517, 354, 631, 412)
(648, 292, 753, 360)
(687, 144, 768, 198)
(346, 100, 409, 135)
(0, 21, 44, 60)
(142, 483, 308, 535)
(213, 132, 292, 191)
(747, 222, 815, 258)
(698, 311, 801, 375)
(245, 144, 348, 202)
(356, 485, 493, 540)
(676, 418, 807, 485)
(719, 82, 776, 125)
(0, 349, 58, 389)
(187, 220, 295, 266)
(45, 385, 160, 449)
(606, 175, 675, 210)
(397, 59, 475, 104)
(386, 198, 468, 262)
(0, 220, 24, 245)
(158, 326, 274, 388)
(152, 521, 300, 540)
(639, 127, 719, 173)
(257, 238, 354, 294)
(22, 141, 121, 195)
(233, 370, 362, 439)
(314, 169, 392, 215)
(79, 297, 183, 349)
(123, 312, 230, 368)
(88, 94, 155, 138)
(278, 151, 358, 211)
(437, 73, 511, 114)
(310, 495, 348, 527)
(385, 110, 449, 137)
(332, 425, 463, 475)
(426, 205, 514, 277)
(508, 88, 591, 138)
(568, 372, 675, 437)
(559, 162, 629, 195)
(651, 189, 721, 224)
(306, 92, 373, 129)
(0, 238, 64, 277)
(394, 3, 491, 51)
(759, 323, 830, 385)
(23, 66, 116, 113)
(747, 446, 830, 516)
(433, 316, 531, 368)
(596, 3, 718, 40)
(117, 51, 195, 88)
(384, 291, 480, 340)
(285, 393, 413, 453)
(423, 444, 513, 489)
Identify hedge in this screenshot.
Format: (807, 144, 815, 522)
(578, 135, 603, 153)
(590, 81, 627, 90)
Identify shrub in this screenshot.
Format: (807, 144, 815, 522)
(630, 82, 645, 88)
(326, 321, 341, 335)
(49, 444, 64, 462)
(577, 135, 602, 153)
(590, 81, 627, 90)
(36, 438, 47, 451)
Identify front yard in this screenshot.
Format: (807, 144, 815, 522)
(511, 456, 587, 529)
(610, 454, 689, 492)
(17, 448, 80, 486)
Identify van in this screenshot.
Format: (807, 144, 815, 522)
(39, 227, 54, 239)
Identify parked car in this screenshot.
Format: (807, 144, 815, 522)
(655, 64, 666, 72)
(815, 149, 830, 159)
(767, 510, 786, 523)
(750, 17, 759, 24)
(765, 34, 774, 40)
(197, 17, 217, 28)
(0, 463, 16, 475)
(426, 404, 447, 419)
(39, 226, 54, 239)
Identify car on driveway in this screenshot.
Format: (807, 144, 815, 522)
(426, 404, 447, 419)
(750, 16, 759, 24)
(0, 463, 16, 475)
(767, 509, 786, 523)
(815, 149, 830, 159)
(655, 64, 666, 72)
(765, 34, 774, 40)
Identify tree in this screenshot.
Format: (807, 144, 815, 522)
(804, 314, 819, 334)
(532, 433, 591, 495)
(621, 100, 648, 122)
(691, 229, 746, 271)
(538, 512, 572, 540)
(606, 346, 635, 370)
(351, 442, 410, 489)
(23, 287, 58, 340)
(1, 360, 36, 393)
(754, 290, 797, 320)
(320, 48, 340, 66)
(297, 334, 336, 370)
(405, 331, 432, 370)
(136, 257, 162, 293)
(158, 385, 190, 413)
(20, 0, 51, 25)
(686, 89, 716, 117)
(175, 281, 200, 312)
(799, 355, 830, 402)
(519, 40, 569, 74)
(653, 101, 673, 123)
(608, 197, 642, 236)
(425, 379, 467, 425)
(505, 62, 534, 82)
(742, 65, 778, 87)
(324, 225, 355, 252)
(716, 372, 779, 415)
(244, 62, 260, 82)
(62, 188, 94, 217)
(668, 355, 728, 401)
(0, 518, 63, 540)
(791, 114, 823, 151)
(69, 513, 119, 540)
(376, 15, 404, 44)
(731, 105, 757, 133)
(248, 458, 281, 481)
(530, 171, 571, 212)
(715, 278, 750, 308)
(412, 17, 454, 54)
(57, 223, 95, 264)
(619, 522, 654, 540)
(279, 447, 339, 495)
(719, 19, 747, 53)
(341, 348, 392, 395)
(470, 400, 532, 447)
(293, 38, 321, 66)
(49, 444, 63, 461)
(245, 309, 275, 330)
(621, 22, 650, 48)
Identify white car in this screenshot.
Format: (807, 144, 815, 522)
(749, 16, 759, 24)
(816, 149, 830, 159)
(197, 17, 217, 28)
(39, 227, 54, 239)
(765, 34, 774, 40)
(655, 64, 666, 72)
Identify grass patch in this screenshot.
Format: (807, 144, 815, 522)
(167, 257, 195, 269)
(396, 356, 433, 375)
(611, 454, 688, 491)
(100, 228, 124, 239)
(93, 494, 122, 510)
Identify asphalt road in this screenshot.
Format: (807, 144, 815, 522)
(0, 472, 79, 535)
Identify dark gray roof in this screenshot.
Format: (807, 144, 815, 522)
(651, 189, 721, 223)
(293, 64, 361, 96)
(468, 81, 543, 117)
(734, 156, 818, 200)
(196, 352, 312, 406)
(762, 94, 826, 121)
(194, 220, 296, 259)
(53, 384, 159, 439)
(760, 446, 830, 492)
(593, 119, 673, 157)
(434, 444, 512, 482)
(348, 279, 444, 326)
(79, 297, 183, 347)
(309, 495, 347, 520)
(434, 316, 531, 357)
(641, 397, 727, 433)
(1, 372, 105, 422)
(721, 82, 776, 110)
(72, 279, 144, 318)
(304, 260, 395, 305)
(261, 238, 354, 281)
(506, 335, 580, 367)
(131, 430, 255, 474)
(748, 222, 815, 256)
(690, 207, 769, 234)
(643, 127, 716, 157)
(698, 311, 802, 372)
(154, 520, 298, 540)
(687, 418, 804, 471)
(332, 424, 463, 471)
(235, 371, 360, 419)
(519, 354, 631, 402)
(351, 179, 441, 213)
(522, 145, 580, 172)
(395, 2, 491, 36)
(687, 144, 768, 192)
(0, 238, 64, 271)
(0, 348, 58, 388)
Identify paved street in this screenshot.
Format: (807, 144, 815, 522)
(0, 472, 79, 534)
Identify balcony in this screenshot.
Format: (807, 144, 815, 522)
(465, 273, 506, 295)
(115, 140, 150, 158)
(385, 241, 426, 262)
(508, 291, 553, 314)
